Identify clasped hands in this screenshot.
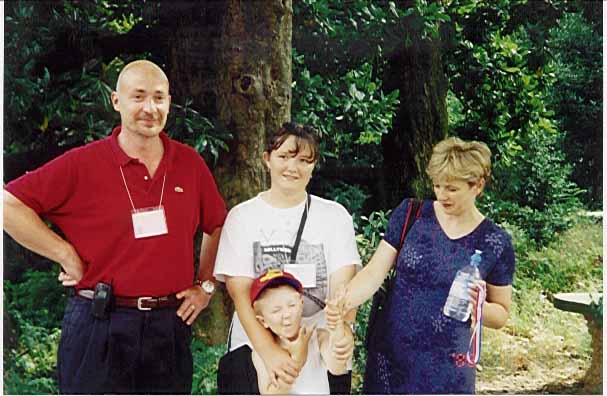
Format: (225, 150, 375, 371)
(324, 286, 355, 364)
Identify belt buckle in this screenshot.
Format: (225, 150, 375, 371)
(137, 297, 153, 311)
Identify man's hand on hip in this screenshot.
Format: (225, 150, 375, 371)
(176, 285, 212, 325)
(57, 244, 85, 287)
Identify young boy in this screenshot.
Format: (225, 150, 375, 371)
(249, 269, 352, 394)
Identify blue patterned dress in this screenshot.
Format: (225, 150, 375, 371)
(363, 199, 515, 394)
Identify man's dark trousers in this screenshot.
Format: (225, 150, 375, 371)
(58, 296, 193, 394)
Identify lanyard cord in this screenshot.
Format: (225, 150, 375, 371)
(119, 166, 167, 210)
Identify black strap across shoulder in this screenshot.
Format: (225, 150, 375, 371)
(399, 199, 423, 248)
(288, 194, 326, 309)
(290, 193, 311, 263)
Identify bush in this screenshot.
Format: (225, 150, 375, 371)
(191, 341, 226, 395)
(4, 270, 70, 330)
(517, 218, 603, 296)
(325, 182, 370, 230)
(548, 12, 602, 208)
(4, 310, 61, 395)
(3, 270, 67, 394)
(477, 127, 583, 246)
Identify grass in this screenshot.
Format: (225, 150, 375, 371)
(478, 288, 593, 394)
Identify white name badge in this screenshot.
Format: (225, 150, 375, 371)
(284, 264, 316, 288)
(131, 205, 168, 239)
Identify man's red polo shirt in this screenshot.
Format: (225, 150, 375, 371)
(6, 127, 227, 296)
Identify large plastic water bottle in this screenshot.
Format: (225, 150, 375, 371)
(443, 250, 482, 321)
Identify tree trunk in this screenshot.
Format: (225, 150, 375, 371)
(164, 0, 293, 345)
(213, 0, 293, 206)
(382, 33, 448, 207)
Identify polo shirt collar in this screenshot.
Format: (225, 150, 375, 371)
(108, 126, 174, 171)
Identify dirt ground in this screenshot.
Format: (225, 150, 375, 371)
(478, 361, 590, 394)
(476, 293, 601, 395)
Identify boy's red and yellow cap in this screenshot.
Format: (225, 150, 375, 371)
(250, 269, 303, 304)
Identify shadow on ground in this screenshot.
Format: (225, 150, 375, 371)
(480, 378, 601, 395)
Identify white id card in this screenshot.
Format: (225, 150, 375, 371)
(284, 264, 316, 288)
(131, 205, 168, 239)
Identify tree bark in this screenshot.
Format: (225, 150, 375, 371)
(163, 0, 293, 345)
(213, 0, 293, 206)
(382, 32, 448, 207)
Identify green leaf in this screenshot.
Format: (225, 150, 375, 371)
(502, 66, 521, 73)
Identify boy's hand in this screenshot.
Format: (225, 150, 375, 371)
(331, 329, 354, 363)
(281, 324, 316, 369)
(260, 343, 300, 387)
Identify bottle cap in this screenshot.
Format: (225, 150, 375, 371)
(471, 250, 482, 266)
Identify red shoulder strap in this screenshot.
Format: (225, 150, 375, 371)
(398, 199, 422, 250)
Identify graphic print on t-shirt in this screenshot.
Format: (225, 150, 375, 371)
(253, 240, 328, 317)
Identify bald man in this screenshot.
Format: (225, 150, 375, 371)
(4, 60, 227, 394)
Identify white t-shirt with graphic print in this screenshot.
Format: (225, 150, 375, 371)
(213, 193, 361, 352)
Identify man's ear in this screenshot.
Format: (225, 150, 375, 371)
(256, 314, 269, 328)
(111, 91, 120, 112)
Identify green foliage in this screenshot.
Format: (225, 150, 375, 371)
(507, 218, 603, 296)
(165, 100, 232, 165)
(325, 182, 370, 230)
(3, 318, 61, 395)
(445, 2, 585, 245)
(293, 1, 402, 72)
(351, 210, 390, 393)
(477, 128, 583, 244)
(4, 270, 67, 395)
(356, 209, 391, 261)
(547, 12, 602, 208)
(4, 270, 70, 329)
(352, 300, 372, 394)
(4, 3, 124, 154)
(191, 341, 226, 395)
(403, 0, 451, 40)
(292, 50, 399, 164)
(4, 2, 230, 163)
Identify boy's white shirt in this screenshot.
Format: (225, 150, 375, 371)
(251, 327, 330, 395)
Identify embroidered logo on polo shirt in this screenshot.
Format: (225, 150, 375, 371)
(174, 186, 184, 193)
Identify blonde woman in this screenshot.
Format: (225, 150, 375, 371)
(335, 137, 515, 394)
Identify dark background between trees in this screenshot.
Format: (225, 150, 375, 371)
(3, 1, 602, 394)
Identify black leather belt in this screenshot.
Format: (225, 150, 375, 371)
(77, 289, 182, 311)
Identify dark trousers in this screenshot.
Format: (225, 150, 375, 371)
(58, 296, 193, 394)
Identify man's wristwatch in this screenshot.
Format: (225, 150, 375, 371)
(196, 279, 216, 295)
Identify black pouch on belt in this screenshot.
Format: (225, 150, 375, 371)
(91, 281, 113, 320)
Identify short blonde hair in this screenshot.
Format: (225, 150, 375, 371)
(426, 137, 491, 183)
